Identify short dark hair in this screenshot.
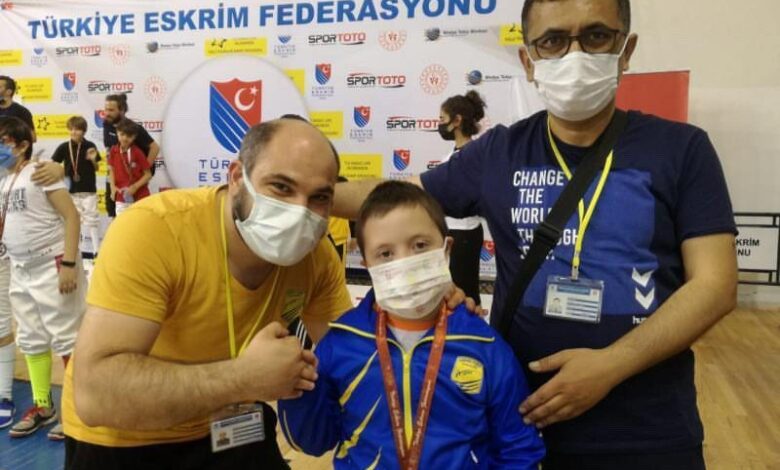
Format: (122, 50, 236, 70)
(0, 116, 34, 159)
(106, 93, 128, 113)
(521, 0, 631, 41)
(67, 116, 88, 132)
(115, 118, 139, 137)
(356, 181, 447, 255)
(238, 119, 340, 174)
(441, 90, 487, 137)
(0, 76, 16, 96)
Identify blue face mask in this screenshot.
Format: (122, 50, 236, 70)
(0, 142, 18, 170)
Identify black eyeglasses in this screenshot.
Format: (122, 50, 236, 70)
(530, 28, 627, 59)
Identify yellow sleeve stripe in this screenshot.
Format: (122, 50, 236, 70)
(329, 323, 377, 340)
(340, 350, 378, 407)
(329, 323, 496, 344)
(336, 396, 382, 459)
(366, 447, 383, 470)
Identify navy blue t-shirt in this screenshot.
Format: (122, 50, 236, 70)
(421, 110, 736, 454)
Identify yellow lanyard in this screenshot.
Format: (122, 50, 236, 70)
(546, 119, 613, 280)
(220, 194, 278, 359)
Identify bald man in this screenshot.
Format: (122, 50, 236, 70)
(62, 119, 353, 469)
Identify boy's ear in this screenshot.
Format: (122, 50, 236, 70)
(444, 236, 454, 257)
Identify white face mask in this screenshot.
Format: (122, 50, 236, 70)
(235, 169, 328, 266)
(368, 244, 452, 320)
(531, 41, 627, 122)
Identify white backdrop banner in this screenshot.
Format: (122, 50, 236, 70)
(0, 0, 544, 277)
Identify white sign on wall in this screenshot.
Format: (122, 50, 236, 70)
(736, 226, 779, 271)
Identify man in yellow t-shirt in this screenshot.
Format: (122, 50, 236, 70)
(62, 119, 353, 469)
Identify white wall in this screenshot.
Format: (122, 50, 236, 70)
(629, 0, 780, 307)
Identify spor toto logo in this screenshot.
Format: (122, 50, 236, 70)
(163, 56, 307, 189)
(346, 73, 406, 89)
(308, 32, 366, 46)
(87, 81, 134, 93)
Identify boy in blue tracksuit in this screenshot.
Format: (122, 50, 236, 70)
(278, 181, 544, 469)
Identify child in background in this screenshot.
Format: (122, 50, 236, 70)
(52, 116, 101, 256)
(0, 117, 86, 440)
(107, 119, 151, 216)
(278, 181, 545, 469)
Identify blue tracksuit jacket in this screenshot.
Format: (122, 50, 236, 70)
(278, 290, 545, 469)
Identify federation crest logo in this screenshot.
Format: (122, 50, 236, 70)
(63, 72, 76, 91)
(278, 35, 292, 44)
(315, 63, 332, 85)
(353, 106, 371, 128)
(210, 79, 262, 153)
(480, 241, 495, 262)
(93, 110, 105, 129)
(393, 149, 411, 171)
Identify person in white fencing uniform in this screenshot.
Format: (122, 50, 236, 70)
(0, 256, 14, 429)
(0, 116, 86, 440)
(51, 116, 101, 256)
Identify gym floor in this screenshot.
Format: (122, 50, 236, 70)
(1, 307, 778, 470)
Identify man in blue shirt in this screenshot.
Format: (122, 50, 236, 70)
(334, 1, 738, 468)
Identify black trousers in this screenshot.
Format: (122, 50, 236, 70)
(104, 180, 115, 218)
(448, 225, 484, 305)
(64, 404, 289, 470)
(543, 445, 706, 470)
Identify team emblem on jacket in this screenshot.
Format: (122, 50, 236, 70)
(450, 356, 484, 395)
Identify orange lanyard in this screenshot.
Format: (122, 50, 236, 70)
(0, 160, 29, 239)
(375, 304, 448, 470)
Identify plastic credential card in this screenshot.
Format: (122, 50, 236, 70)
(210, 403, 265, 453)
(544, 275, 605, 324)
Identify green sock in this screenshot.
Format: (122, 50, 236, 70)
(25, 351, 52, 409)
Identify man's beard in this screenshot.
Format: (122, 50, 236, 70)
(232, 187, 251, 223)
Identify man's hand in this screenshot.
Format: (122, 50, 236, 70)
(31, 161, 65, 186)
(443, 285, 486, 317)
(86, 148, 98, 162)
(58, 266, 78, 294)
(518, 348, 623, 428)
(237, 322, 319, 402)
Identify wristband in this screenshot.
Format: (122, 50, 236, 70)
(60, 260, 76, 268)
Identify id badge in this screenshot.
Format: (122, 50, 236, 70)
(210, 403, 265, 453)
(544, 276, 604, 324)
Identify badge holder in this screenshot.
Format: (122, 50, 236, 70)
(544, 275, 604, 324)
(209, 403, 265, 453)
